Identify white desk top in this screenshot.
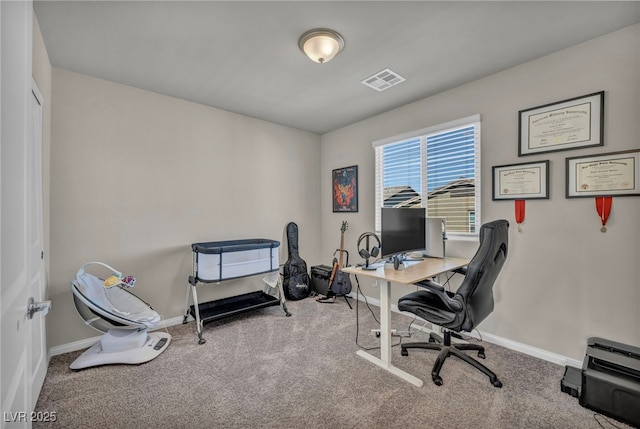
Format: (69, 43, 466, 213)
(342, 257, 469, 285)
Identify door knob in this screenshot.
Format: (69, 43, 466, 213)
(27, 297, 51, 319)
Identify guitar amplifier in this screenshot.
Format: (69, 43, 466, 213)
(310, 265, 333, 296)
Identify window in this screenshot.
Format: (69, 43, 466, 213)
(374, 115, 481, 236)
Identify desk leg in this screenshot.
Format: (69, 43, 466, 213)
(355, 279, 423, 387)
(379, 279, 391, 363)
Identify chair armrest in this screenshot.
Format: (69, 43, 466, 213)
(414, 279, 463, 312)
(416, 279, 445, 292)
(453, 266, 468, 276)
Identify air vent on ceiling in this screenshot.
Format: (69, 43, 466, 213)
(361, 68, 406, 92)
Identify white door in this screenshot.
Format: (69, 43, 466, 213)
(27, 82, 48, 409)
(1, 1, 48, 427)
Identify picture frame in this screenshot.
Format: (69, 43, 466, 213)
(492, 160, 549, 200)
(566, 149, 640, 198)
(332, 165, 358, 212)
(518, 91, 604, 156)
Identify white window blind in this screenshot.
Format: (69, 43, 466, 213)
(374, 115, 481, 236)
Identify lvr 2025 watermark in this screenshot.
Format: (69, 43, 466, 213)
(3, 411, 57, 423)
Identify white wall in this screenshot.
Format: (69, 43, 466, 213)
(320, 24, 640, 361)
(48, 69, 321, 348)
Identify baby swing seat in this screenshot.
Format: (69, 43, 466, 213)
(70, 262, 171, 370)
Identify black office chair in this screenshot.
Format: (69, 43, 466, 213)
(441, 265, 467, 290)
(398, 219, 509, 387)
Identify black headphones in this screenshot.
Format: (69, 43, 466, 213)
(357, 232, 381, 266)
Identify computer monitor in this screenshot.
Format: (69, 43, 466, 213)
(380, 208, 426, 258)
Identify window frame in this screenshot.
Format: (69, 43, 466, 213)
(373, 114, 481, 240)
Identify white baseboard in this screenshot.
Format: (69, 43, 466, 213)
(48, 315, 186, 357)
(350, 292, 582, 369)
(50, 297, 582, 369)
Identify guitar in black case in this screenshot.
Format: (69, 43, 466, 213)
(282, 222, 311, 300)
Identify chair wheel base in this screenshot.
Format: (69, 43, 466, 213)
(400, 333, 502, 388)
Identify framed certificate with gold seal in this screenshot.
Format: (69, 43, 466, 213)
(492, 160, 549, 200)
(519, 91, 604, 156)
(566, 149, 640, 198)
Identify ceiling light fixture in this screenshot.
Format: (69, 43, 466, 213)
(298, 28, 344, 64)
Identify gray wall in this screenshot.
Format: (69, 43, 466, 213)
(47, 68, 322, 348)
(320, 24, 640, 361)
(37, 16, 639, 361)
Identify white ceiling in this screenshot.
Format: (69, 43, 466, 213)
(34, 1, 640, 135)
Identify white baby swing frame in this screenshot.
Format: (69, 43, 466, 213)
(70, 261, 171, 370)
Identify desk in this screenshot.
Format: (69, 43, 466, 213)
(342, 257, 469, 387)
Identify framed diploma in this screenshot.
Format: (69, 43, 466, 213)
(518, 91, 604, 156)
(566, 149, 640, 198)
(492, 160, 549, 200)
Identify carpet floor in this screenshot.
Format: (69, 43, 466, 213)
(34, 296, 629, 429)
